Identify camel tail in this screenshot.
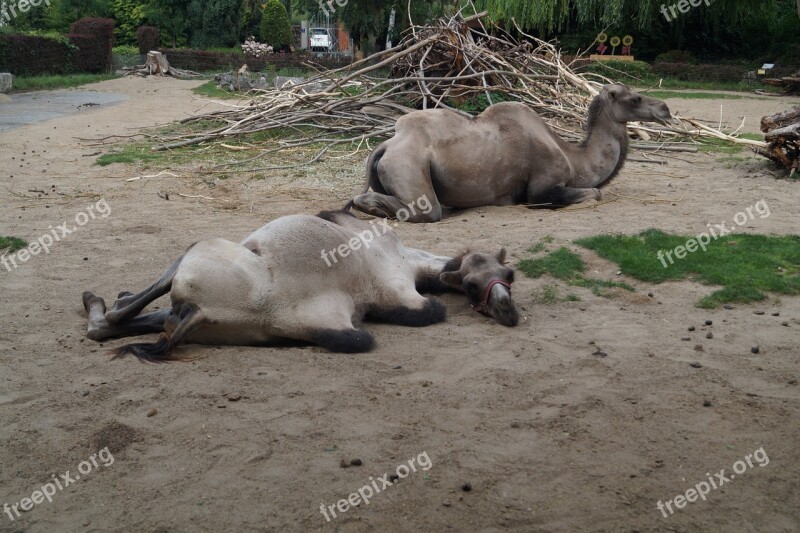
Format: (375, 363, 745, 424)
(111, 303, 203, 363)
(343, 144, 388, 211)
(112, 333, 174, 363)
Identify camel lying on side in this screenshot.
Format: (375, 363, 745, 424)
(82, 211, 519, 361)
(349, 84, 674, 222)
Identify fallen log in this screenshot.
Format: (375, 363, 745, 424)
(763, 70, 800, 95)
(755, 106, 800, 175)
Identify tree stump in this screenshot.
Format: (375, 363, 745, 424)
(146, 51, 172, 75)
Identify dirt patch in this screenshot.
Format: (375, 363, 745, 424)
(1, 78, 799, 532)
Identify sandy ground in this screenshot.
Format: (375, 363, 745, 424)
(1, 77, 799, 532)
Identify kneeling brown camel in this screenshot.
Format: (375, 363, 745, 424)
(349, 84, 673, 222)
(82, 211, 519, 361)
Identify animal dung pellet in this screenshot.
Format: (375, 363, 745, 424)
(146, 408, 158, 417)
(703, 400, 712, 407)
(461, 483, 472, 492)
(751, 346, 760, 354)
(706, 332, 714, 339)
(689, 362, 702, 368)
(681, 337, 691, 341)
(705, 320, 713, 326)
(350, 458, 363, 466)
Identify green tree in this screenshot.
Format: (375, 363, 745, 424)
(144, 0, 190, 47)
(189, 0, 242, 47)
(260, 0, 293, 50)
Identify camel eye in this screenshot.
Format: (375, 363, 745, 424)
(505, 270, 514, 283)
(632, 96, 642, 105)
(465, 282, 479, 295)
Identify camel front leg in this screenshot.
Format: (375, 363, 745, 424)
(352, 192, 442, 222)
(528, 185, 601, 208)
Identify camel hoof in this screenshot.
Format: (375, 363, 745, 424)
(82, 291, 105, 313)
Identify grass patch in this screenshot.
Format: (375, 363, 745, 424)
(12, 73, 118, 92)
(697, 137, 748, 154)
(0, 236, 27, 253)
(96, 145, 166, 166)
(192, 80, 246, 100)
(576, 229, 800, 308)
(519, 247, 585, 280)
(519, 246, 634, 298)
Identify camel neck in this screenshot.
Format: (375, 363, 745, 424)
(564, 101, 629, 188)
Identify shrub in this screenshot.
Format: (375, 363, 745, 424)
(70, 18, 115, 73)
(259, 0, 293, 52)
(136, 26, 159, 54)
(583, 60, 653, 81)
(0, 34, 72, 76)
(651, 62, 747, 83)
(654, 50, 697, 64)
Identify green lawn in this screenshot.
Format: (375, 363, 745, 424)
(575, 230, 800, 308)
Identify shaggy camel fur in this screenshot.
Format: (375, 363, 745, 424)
(349, 84, 673, 222)
(82, 211, 519, 361)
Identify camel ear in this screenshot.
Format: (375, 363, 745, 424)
(496, 248, 507, 264)
(439, 271, 462, 288)
(607, 88, 617, 100)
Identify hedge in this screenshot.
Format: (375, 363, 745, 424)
(158, 48, 352, 71)
(0, 35, 72, 76)
(69, 18, 115, 73)
(136, 26, 159, 55)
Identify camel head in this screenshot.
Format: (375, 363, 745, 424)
(599, 84, 673, 126)
(440, 249, 519, 327)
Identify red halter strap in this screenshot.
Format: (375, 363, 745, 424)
(471, 279, 512, 315)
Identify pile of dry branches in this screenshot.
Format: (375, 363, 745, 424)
(155, 12, 763, 167)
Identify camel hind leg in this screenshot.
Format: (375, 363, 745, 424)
(104, 252, 189, 324)
(83, 291, 170, 341)
(352, 150, 443, 222)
